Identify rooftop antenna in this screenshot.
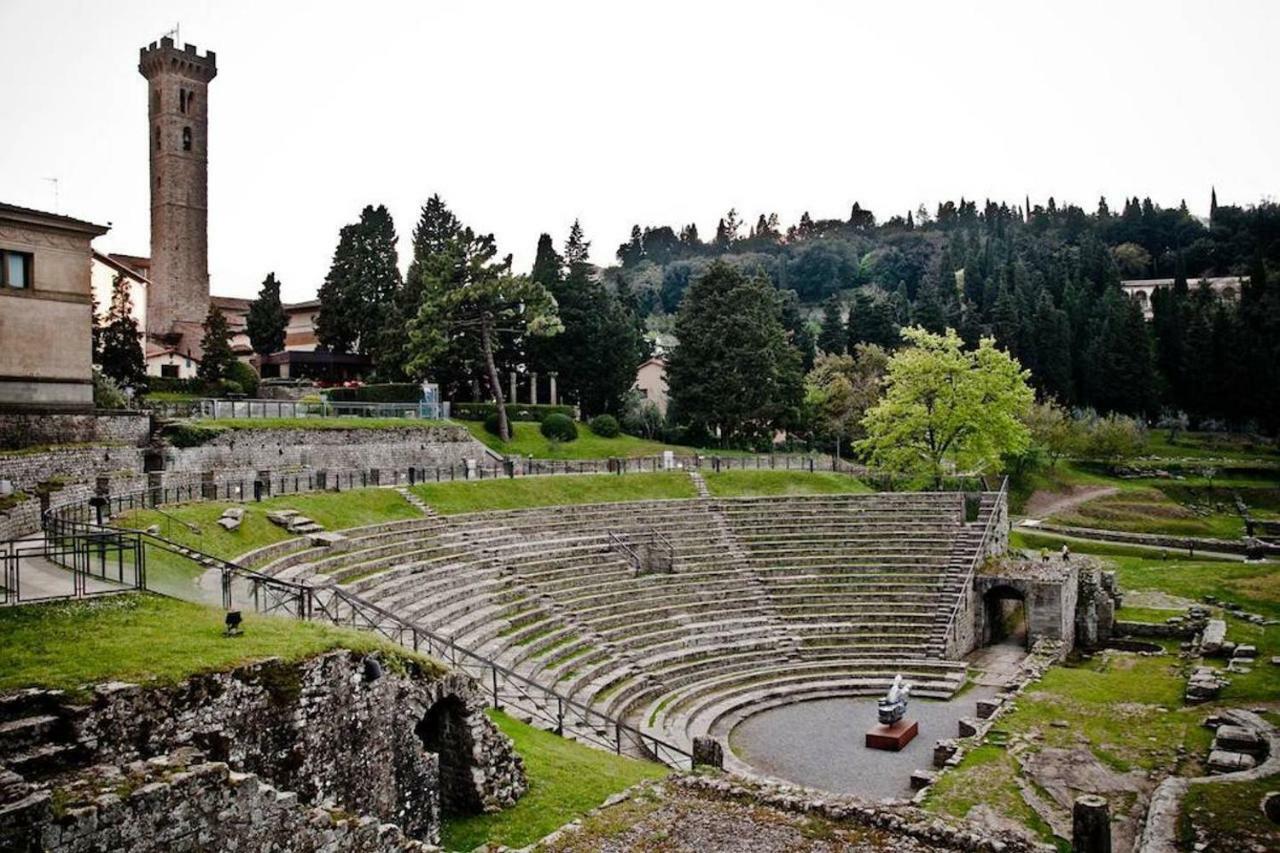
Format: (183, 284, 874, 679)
(160, 22, 180, 46)
(41, 177, 59, 212)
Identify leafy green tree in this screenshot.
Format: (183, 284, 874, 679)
(408, 220, 561, 440)
(805, 345, 888, 458)
(197, 304, 236, 383)
(667, 262, 803, 447)
(1082, 412, 1148, 472)
(1023, 400, 1080, 468)
(98, 273, 146, 390)
(817, 296, 846, 354)
(246, 272, 287, 357)
(315, 204, 401, 358)
(857, 327, 1033, 479)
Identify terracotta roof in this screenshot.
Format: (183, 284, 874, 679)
(93, 250, 151, 285)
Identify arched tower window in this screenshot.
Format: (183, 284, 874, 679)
(182, 126, 192, 151)
(155, 125, 162, 150)
(152, 89, 160, 113)
(179, 88, 187, 113)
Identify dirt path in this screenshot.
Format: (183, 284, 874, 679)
(1021, 485, 1119, 521)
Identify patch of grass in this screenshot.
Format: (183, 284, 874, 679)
(439, 709, 667, 851)
(0, 594, 438, 696)
(1179, 772, 1280, 851)
(114, 488, 419, 562)
(411, 472, 697, 515)
(1050, 487, 1246, 538)
(1114, 605, 1185, 624)
(704, 469, 871, 498)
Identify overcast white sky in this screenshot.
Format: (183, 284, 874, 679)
(2, 0, 1277, 302)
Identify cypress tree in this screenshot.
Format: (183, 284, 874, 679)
(817, 296, 846, 354)
(246, 272, 288, 357)
(198, 305, 236, 383)
(99, 273, 146, 389)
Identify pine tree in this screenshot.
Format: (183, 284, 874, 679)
(530, 233, 562, 290)
(617, 225, 644, 266)
(246, 272, 287, 357)
(99, 273, 146, 390)
(912, 274, 947, 333)
(847, 290, 898, 350)
(667, 262, 802, 447)
(197, 305, 236, 383)
(316, 204, 401, 357)
(817, 296, 846, 354)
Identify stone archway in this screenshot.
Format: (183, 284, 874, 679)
(983, 584, 1029, 649)
(415, 696, 482, 815)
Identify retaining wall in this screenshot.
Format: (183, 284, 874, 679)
(0, 411, 150, 451)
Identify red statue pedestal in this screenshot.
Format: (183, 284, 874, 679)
(865, 719, 919, 751)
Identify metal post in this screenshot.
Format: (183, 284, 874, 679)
(491, 666, 501, 710)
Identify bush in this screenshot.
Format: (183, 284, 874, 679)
(484, 412, 504, 436)
(452, 402, 575, 423)
(218, 379, 244, 397)
(227, 361, 260, 397)
(162, 423, 227, 448)
(540, 413, 578, 442)
(92, 370, 129, 410)
(588, 414, 620, 438)
(327, 383, 421, 403)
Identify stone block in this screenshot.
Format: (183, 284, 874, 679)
(932, 739, 958, 768)
(975, 698, 1002, 720)
(1262, 791, 1280, 825)
(692, 736, 724, 769)
(1207, 749, 1256, 774)
(909, 769, 937, 791)
(1213, 724, 1264, 754)
(1233, 644, 1257, 660)
(1200, 619, 1227, 655)
(958, 717, 982, 738)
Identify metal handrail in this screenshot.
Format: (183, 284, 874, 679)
(607, 531, 642, 574)
(938, 477, 1009, 652)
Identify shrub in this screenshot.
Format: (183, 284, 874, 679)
(540, 413, 578, 442)
(484, 412, 504, 436)
(218, 379, 244, 397)
(92, 369, 129, 410)
(452, 402, 574, 423)
(162, 423, 227, 448)
(227, 361, 260, 397)
(588, 414, 620, 438)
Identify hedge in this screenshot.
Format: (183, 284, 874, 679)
(327, 383, 422, 403)
(452, 402, 575, 422)
(161, 423, 228, 448)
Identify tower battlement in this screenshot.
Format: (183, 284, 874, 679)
(139, 37, 217, 82)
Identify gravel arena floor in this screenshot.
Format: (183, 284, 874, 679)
(538, 780, 954, 852)
(727, 688, 1000, 800)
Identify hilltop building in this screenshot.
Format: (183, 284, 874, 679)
(1121, 276, 1244, 318)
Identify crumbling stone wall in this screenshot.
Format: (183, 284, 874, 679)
(59, 650, 525, 844)
(1075, 564, 1121, 648)
(0, 446, 147, 492)
(3, 748, 432, 853)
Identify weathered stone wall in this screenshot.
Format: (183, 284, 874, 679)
(73, 650, 524, 842)
(163, 424, 493, 479)
(974, 561, 1079, 654)
(4, 748, 431, 853)
(1076, 566, 1122, 648)
(0, 495, 41, 540)
(0, 411, 150, 451)
(0, 446, 147, 492)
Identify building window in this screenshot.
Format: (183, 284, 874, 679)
(179, 88, 187, 113)
(161, 364, 179, 378)
(182, 126, 192, 151)
(1, 250, 33, 289)
(155, 125, 162, 150)
(152, 89, 160, 112)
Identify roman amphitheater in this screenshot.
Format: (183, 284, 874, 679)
(3, 419, 1277, 852)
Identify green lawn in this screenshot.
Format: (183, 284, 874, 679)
(440, 709, 668, 851)
(412, 472, 696, 515)
(704, 470, 871, 497)
(114, 488, 420, 561)
(0, 594, 437, 697)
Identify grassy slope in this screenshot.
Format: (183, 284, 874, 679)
(705, 470, 871, 497)
(441, 710, 667, 851)
(114, 488, 420, 561)
(412, 472, 697, 515)
(0, 594, 436, 696)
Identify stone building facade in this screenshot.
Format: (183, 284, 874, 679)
(139, 37, 216, 359)
(0, 203, 109, 410)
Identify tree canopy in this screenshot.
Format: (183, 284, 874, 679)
(246, 272, 287, 357)
(857, 327, 1033, 479)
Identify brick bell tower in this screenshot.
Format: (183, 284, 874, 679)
(139, 37, 216, 358)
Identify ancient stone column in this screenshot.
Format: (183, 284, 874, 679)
(549, 372, 558, 406)
(529, 372, 538, 405)
(1072, 794, 1111, 853)
(509, 371, 517, 405)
